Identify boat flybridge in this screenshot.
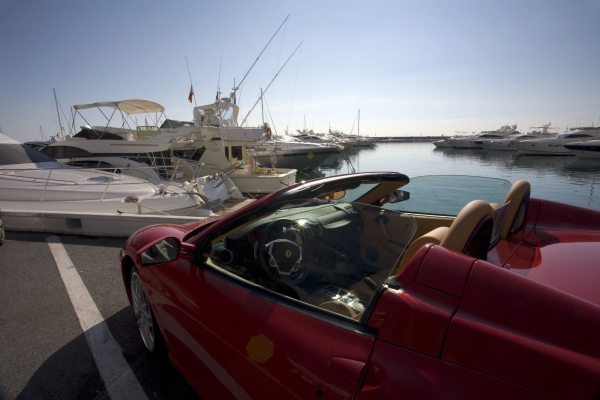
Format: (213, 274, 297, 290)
(444, 124, 518, 149)
(42, 99, 215, 179)
(194, 98, 341, 172)
(0, 133, 216, 216)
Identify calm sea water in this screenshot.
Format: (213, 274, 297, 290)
(296, 142, 600, 211)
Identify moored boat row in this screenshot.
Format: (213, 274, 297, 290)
(434, 123, 600, 158)
(2, 96, 373, 218)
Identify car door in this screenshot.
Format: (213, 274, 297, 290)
(149, 258, 376, 399)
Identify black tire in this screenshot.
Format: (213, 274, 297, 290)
(0, 218, 5, 246)
(130, 267, 166, 358)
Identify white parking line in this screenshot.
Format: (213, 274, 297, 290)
(46, 235, 147, 400)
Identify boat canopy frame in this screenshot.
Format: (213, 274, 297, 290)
(71, 99, 167, 139)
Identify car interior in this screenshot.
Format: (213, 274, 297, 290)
(198, 178, 530, 321)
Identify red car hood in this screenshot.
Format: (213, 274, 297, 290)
(513, 241, 600, 307)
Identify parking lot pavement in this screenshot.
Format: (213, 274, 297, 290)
(0, 232, 200, 400)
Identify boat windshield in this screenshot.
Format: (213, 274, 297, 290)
(0, 143, 64, 167)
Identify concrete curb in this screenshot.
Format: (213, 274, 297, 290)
(2, 209, 201, 238)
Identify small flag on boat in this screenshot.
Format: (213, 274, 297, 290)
(188, 85, 194, 103)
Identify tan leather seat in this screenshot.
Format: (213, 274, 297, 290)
(497, 180, 531, 238)
(395, 227, 448, 272)
(397, 200, 494, 272)
(320, 200, 495, 319)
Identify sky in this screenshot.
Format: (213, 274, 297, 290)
(1, 0, 600, 142)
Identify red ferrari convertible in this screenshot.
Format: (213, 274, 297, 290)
(120, 172, 600, 399)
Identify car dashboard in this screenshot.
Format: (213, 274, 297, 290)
(203, 200, 417, 320)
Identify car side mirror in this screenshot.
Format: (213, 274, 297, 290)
(380, 190, 410, 205)
(136, 237, 197, 266)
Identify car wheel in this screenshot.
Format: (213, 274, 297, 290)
(0, 218, 5, 246)
(130, 267, 165, 357)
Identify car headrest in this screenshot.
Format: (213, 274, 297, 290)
(499, 180, 531, 238)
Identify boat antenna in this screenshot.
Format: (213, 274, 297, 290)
(349, 110, 358, 135)
(185, 56, 197, 107)
(260, 88, 264, 126)
(240, 40, 304, 126)
(232, 14, 290, 98)
(263, 94, 278, 138)
(39, 125, 46, 140)
(53, 88, 64, 138)
(216, 56, 223, 103)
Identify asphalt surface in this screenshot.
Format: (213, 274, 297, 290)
(0, 231, 201, 400)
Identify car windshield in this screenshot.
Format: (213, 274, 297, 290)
(382, 175, 511, 216)
(202, 199, 417, 322)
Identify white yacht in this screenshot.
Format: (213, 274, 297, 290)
(194, 98, 340, 171)
(445, 124, 518, 149)
(433, 139, 452, 148)
(513, 127, 600, 156)
(0, 133, 215, 216)
(247, 139, 341, 171)
(479, 123, 557, 151)
(562, 139, 600, 158)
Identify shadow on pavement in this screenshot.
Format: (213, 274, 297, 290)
(15, 307, 200, 400)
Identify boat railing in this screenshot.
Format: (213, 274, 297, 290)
(0, 167, 140, 202)
(0, 171, 79, 186)
(0, 156, 207, 202)
(64, 156, 208, 191)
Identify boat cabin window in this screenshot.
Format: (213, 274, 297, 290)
(65, 160, 116, 170)
(173, 148, 205, 161)
(231, 146, 243, 161)
(224, 146, 243, 162)
(40, 146, 94, 159)
(0, 143, 59, 165)
(136, 126, 161, 141)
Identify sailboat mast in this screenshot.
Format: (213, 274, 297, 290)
(358, 109, 360, 137)
(53, 88, 64, 137)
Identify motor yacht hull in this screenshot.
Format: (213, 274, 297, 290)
(446, 125, 518, 149)
(433, 140, 451, 148)
(0, 164, 211, 216)
(514, 128, 600, 155)
(514, 139, 577, 155)
(445, 138, 485, 149)
(480, 139, 517, 151)
(196, 143, 298, 194)
(563, 140, 600, 158)
(252, 146, 339, 170)
(231, 166, 297, 194)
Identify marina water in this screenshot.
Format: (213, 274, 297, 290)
(297, 142, 600, 211)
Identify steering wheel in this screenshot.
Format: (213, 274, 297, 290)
(257, 218, 308, 282)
